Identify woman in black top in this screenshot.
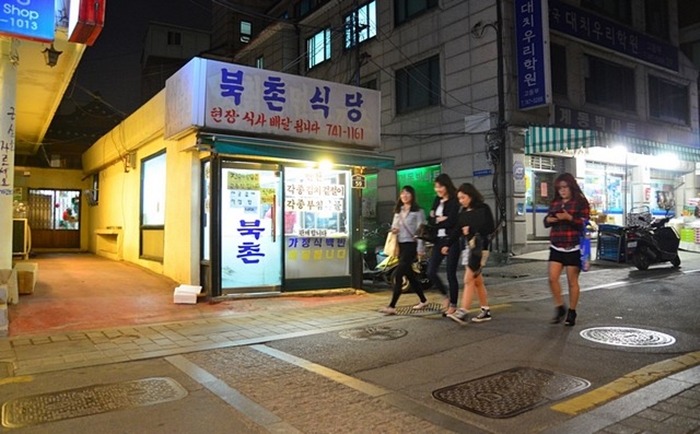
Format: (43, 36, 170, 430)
(441, 183, 495, 324)
(426, 173, 461, 315)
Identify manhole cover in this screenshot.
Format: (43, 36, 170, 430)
(339, 326, 407, 341)
(395, 302, 443, 316)
(1, 377, 187, 428)
(580, 327, 676, 347)
(432, 367, 590, 418)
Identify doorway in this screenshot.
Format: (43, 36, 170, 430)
(219, 163, 283, 293)
(27, 189, 81, 249)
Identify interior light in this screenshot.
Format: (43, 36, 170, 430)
(318, 160, 333, 171)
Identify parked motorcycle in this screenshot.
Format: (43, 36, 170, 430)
(625, 206, 681, 270)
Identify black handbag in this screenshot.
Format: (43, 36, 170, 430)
(415, 223, 438, 243)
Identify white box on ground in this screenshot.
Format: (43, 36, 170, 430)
(0, 303, 8, 327)
(173, 285, 202, 304)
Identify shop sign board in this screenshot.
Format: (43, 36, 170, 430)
(515, 0, 551, 110)
(549, 0, 678, 71)
(165, 58, 381, 148)
(0, 0, 55, 41)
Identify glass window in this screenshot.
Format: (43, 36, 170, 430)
(255, 56, 264, 69)
(344, 1, 377, 49)
(585, 56, 635, 112)
(645, 0, 669, 40)
(307, 28, 332, 69)
(649, 76, 688, 125)
(395, 55, 440, 114)
(167, 31, 181, 46)
(582, 0, 632, 24)
(240, 20, 252, 43)
(141, 152, 166, 226)
(284, 167, 351, 278)
(394, 0, 438, 26)
(550, 44, 567, 96)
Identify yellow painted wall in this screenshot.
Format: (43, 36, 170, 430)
(13, 166, 91, 251)
(83, 91, 202, 285)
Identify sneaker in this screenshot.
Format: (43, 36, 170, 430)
(379, 306, 396, 315)
(448, 308, 469, 325)
(550, 305, 566, 324)
(565, 309, 577, 326)
(471, 308, 492, 323)
(413, 301, 429, 310)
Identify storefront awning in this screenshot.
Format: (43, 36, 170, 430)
(526, 126, 700, 162)
(525, 126, 596, 154)
(199, 134, 394, 169)
(595, 132, 700, 162)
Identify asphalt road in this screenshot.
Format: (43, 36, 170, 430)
(1, 254, 699, 433)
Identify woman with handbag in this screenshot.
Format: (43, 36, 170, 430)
(544, 173, 590, 326)
(426, 173, 461, 315)
(379, 186, 429, 315)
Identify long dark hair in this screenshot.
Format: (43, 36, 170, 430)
(394, 185, 421, 213)
(554, 173, 589, 205)
(457, 183, 484, 208)
(434, 173, 457, 199)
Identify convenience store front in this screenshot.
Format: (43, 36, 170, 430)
(524, 127, 700, 238)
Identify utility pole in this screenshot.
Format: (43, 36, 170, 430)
(495, 0, 508, 255)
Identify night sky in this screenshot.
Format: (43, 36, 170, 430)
(66, 0, 211, 116)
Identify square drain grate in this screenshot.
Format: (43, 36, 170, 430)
(394, 302, 443, 316)
(433, 367, 590, 418)
(2, 377, 188, 428)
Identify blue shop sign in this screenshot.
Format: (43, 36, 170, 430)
(473, 169, 493, 177)
(0, 0, 55, 42)
(549, 0, 678, 71)
(515, 0, 551, 110)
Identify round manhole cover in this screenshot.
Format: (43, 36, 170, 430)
(339, 326, 407, 341)
(580, 327, 676, 348)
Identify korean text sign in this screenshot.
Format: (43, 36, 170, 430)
(515, 0, 551, 110)
(204, 60, 381, 148)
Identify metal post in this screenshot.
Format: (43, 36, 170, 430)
(496, 0, 508, 254)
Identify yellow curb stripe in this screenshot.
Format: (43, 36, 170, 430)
(551, 351, 700, 415)
(0, 376, 34, 386)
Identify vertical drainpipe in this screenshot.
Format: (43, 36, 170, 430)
(0, 39, 18, 272)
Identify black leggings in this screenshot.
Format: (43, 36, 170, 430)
(389, 242, 427, 308)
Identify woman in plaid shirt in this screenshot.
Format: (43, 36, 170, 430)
(544, 173, 590, 326)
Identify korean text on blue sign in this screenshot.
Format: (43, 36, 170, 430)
(515, 0, 551, 110)
(0, 0, 55, 42)
(549, 0, 678, 71)
(204, 60, 381, 148)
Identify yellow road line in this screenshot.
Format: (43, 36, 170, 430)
(0, 376, 34, 386)
(551, 351, 700, 415)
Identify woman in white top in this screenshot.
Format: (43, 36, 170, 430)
(379, 186, 428, 315)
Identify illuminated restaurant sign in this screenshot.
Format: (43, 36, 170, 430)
(165, 58, 381, 148)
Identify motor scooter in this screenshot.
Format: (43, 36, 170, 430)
(359, 229, 431, 291)
(625, 205, 681, 270)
